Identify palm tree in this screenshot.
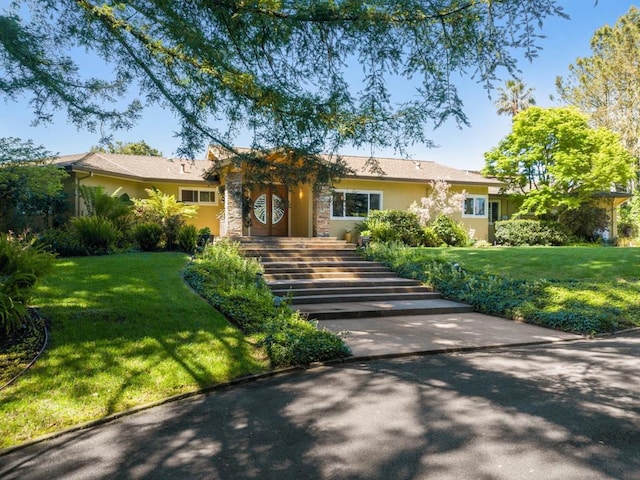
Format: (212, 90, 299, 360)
(495, 80, 536, 117)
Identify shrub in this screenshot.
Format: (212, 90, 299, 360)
(177, 224, 198, 254)
(558, 203, 609, 242)
(495, 219, 571, 246)
(70, 216, 121, 255)
(430, 215, 469, 246)
(261, 310, 351, 366)
(133, 222, 164, 251)
(36, 228, 85, 257)
(359, 210, 423, 246)
(617, 193, 640, 238)
(0, 235, 54, 334)
(183, 241, 351, 366)
(133, 188, 198, 250)
(421, 226, 440, 247)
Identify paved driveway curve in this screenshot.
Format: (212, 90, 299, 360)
(2, 331, 639, 479)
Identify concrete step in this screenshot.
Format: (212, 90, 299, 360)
(238, 237, 474, 323)
(296, 299, 474, 321)
(243, 249, 361, 259)
(263, 265, 391, 274)
(286, 291, 441, 305)
(266, 277, 423, 290)
(261, 261, 387, 269)
(264, 271, 396, 281)
(270, 284, 434, 297)
(239, 239, 355, 250)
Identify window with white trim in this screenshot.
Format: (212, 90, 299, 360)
(462, 195, 487, 218)
(179, 187, 218, 205)
(331, 190, 382, 218)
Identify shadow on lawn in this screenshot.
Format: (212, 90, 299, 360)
(2, 333, 639, 479)
(0, 253, 267, 447)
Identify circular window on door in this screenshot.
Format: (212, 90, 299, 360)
(253, 194, 267, 224)
(272, 194, 285, 224)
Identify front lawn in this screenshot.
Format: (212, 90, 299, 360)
(363, 244, 640, 335)
(0, 253, 269, 449)
(412, 246, 640, 281)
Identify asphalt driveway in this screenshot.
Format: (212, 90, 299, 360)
(1, 331, 639, 480)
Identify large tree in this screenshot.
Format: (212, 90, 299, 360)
(483, 107, 635, 216)
(0, 137, 69, 231)
(556, 6, 640, 163)
(0, 1, 565, 187)
(494, 79, 536, 117)
(91, 140, 163, 156)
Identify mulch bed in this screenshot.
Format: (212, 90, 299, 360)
(0, 309, 47, 388)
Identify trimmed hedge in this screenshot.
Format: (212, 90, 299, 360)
(494, 219, 572, 246)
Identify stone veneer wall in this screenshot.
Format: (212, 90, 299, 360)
(224, 171, 243, 237)
(312, 184, 331, 237)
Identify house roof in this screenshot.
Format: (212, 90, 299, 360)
(52, 152, 213, 184)
(54, 150, 502, 187)
(206, 146, 502, 187)
(337, 155, 503, 186)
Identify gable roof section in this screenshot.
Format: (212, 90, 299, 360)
(338, 155, 502, 186)
(52, 152, 212, 184)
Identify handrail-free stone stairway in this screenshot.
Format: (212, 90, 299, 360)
(239, 237, 472, 321)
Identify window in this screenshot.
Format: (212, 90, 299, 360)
(331, 190, 382, 218)
(179, 187, 218, 205)
(462, 195, 487, 218)
(488, 201, 500, 223)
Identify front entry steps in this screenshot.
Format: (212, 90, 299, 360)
(238, 237, 473, 321)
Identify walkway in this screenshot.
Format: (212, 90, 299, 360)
(240, 237, 578, 357)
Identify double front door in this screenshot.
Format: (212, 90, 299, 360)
(250, 185, 288, 236)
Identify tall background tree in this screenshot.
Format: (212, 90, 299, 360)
(494, 79, 536, 117)
(0, 1, 566, 188)
(0, 137, 69, 232)
(483, 107, 635, 217)
(556, 6, 640, 167)
(91, 140, 163, 156)
(556, 6, 640, 238)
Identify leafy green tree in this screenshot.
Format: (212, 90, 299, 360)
(494, 80, 536, 117)
(483, 107, 635, 216)
(0, 137, 69, 231)
(90, 140, 163, 156)
(556, 6, 640, 162)
(0, 1, 566, 187)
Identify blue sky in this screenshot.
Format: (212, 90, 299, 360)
(0, 1, 635, 170)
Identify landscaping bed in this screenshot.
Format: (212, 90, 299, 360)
(362, 243, 640, 335)
(0, 310, 47, 388)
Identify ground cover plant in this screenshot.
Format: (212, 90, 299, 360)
(183, 240, 351, 367)
(362, 243, 640, 335)
(0, 253, 268, 449)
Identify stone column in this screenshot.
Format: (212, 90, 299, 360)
(312, 184, 332, 237)
(224, 171, 243, 237)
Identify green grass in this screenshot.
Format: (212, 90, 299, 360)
(0, 253, 268, 449)
(363, 244, 640, 334)
(413, 246, 640, 281)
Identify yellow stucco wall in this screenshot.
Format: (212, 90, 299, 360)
(72, 174, 223, 236)
(290, 184, 312, 237)
(327, 179, 491, 241)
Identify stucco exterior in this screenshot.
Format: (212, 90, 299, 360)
(54, 151, 504, 241)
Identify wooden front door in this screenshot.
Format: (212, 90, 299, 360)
(250, 185, 288, 236)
